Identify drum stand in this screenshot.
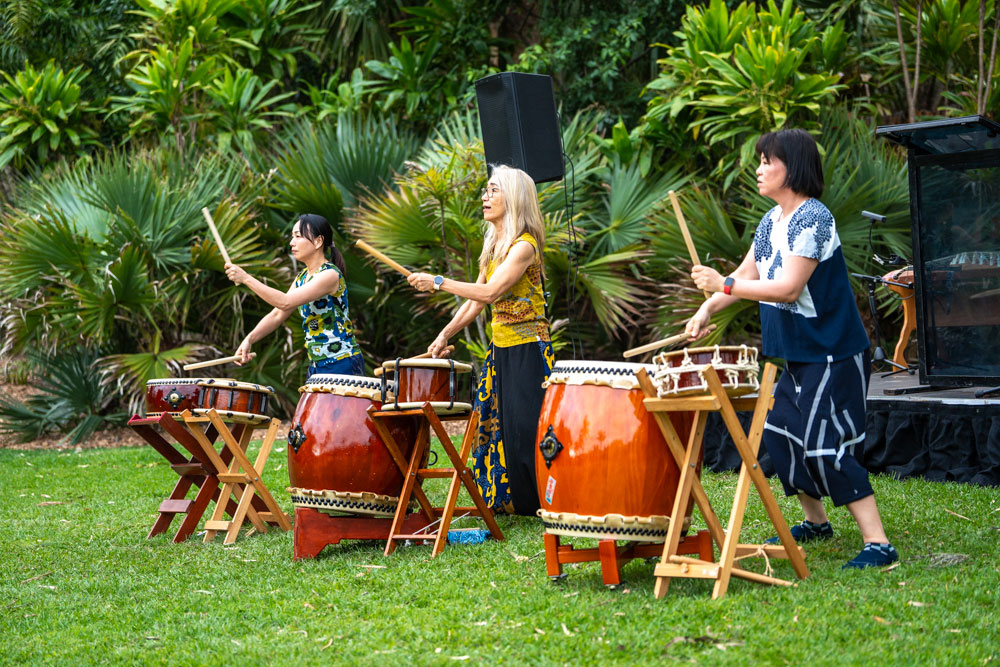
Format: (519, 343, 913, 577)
(127, 409, 290, 545)
(369, 404, 504, 557)
(637, 363, 809, 600)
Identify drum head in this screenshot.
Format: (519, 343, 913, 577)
(380, 358, 473, 373)
(545, 360, 654, 390)
(300, 374, 390, 398)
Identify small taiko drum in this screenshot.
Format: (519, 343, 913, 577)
(534, 360, 697, 543)
(145, 377, 274, 424)
(652, 345, 760, 398)
(378, 358, 474, 415)
(286, 374, 420, 517)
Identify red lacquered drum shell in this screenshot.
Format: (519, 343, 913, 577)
(379, 359, 473, 405)
(145, 378, 273, 418)
(286, 384, 418, 496)
(535, 364, 696, 520)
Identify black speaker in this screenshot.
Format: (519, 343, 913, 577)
(474, 72, 564, 184)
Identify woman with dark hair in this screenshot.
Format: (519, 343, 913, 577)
(685, 128, 898, 569)
(225, 213, 364, 378)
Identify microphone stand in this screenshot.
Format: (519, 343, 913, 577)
(851, 273, 911, 375)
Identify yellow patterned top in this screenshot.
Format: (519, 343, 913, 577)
(486, 233, 550, 347)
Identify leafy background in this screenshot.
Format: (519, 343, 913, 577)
(0, 0, 996, 442)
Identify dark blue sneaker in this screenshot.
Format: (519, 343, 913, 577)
(764, 520, 834, 545)
(843, 543, 899, 569)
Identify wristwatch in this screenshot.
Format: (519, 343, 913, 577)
(723, 276, 735, 295)
(433, 275, 444, 291)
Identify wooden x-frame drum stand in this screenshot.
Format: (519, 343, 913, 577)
(637, 363, 809, 599)
(128, 409, 290, 545)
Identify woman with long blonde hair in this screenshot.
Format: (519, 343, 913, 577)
(407, 164, 553, 515)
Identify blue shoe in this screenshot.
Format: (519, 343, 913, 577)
(843, 543, 899, 569)
(764, 520, 834, 545)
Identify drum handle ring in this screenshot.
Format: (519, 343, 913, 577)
(287, 423, 306, 453)
(538, 425, 563, 468)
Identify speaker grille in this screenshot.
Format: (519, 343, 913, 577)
(475, 73, 564, 183)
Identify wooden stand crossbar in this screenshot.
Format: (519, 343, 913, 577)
(544, 531, 714, 588)
(127, 409, 290, 545)
(369, 404, 503, 557)
(637, 363, 809, 599)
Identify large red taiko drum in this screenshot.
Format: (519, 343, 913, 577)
(535, 361, 698, 542)
(286, 374, 420, 517)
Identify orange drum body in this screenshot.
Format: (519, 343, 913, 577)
(535, 361, 696, 542)
(286, 375, 419, 517)
(145, 377, 274, 424)
(652, 345, 759, 397)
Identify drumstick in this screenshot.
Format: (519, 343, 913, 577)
(182, 353, 255, 370)
(355, 240, 411, 277)
(622, 324, 717, 359)
(668, 190, 709, 299)
(409, 345, 454, 360)
(201, 207, 232, 265)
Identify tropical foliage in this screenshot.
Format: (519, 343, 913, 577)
(1, 0, 996, 437)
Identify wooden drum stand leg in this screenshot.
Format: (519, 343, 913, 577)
(182, 410, 291, 544)
(370, 405, 503, 558)
(639, 363, 809, 600)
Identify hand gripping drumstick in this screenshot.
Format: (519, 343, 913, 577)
(668, 190, 709, 299)
(201, 207, 232, 265)
(182, 353, 256, 371)
(355, 240, 412, 277)
(373, 346, 456, 376)
(622, 324, 717, 359)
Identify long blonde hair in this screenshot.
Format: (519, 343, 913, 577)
(478, 164, 546, 274)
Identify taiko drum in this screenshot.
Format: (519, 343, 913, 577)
(535, 360, 698, 542)
(378, 358, 473, 408)
(652, 344, 759, 397)
(286, 375, 420, 515)
(145, 377, 274, 423)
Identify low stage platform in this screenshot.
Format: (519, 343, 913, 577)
(702, 370, 1000, 487)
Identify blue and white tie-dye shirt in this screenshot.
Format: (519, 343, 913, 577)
(752, 198, 869, 362)
(294, 262, 360, 363)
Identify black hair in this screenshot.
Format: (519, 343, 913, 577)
(297, 213, 347, 277)
(754, 128, 824, 198)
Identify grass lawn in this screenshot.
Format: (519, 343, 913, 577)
(1, 439, 997, 665)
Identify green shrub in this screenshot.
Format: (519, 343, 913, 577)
(0, 60, 101, 169)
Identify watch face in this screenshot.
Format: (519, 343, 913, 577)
(434, 275, 444, 287)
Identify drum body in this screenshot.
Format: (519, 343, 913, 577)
(287, 375, 420, 516)
(145, 377, 273, 423)
(534, 361, 696, 542)
(652, 345, 759, 397)
(379, 358, 473, 409)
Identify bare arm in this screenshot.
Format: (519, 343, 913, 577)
(225, 263, 341, 312)
(407, 240, 536, 304)
(425, 272, 489, 358)
(233, 307, 293, 364)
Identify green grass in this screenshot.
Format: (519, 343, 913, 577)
(1, 441, 997, 665)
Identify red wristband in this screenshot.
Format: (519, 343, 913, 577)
(723, 276, 735, 295)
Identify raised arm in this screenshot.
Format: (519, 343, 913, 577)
(407, 240, 536, 304)
(225, 263, 342, 312)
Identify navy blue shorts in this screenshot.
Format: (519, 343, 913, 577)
(307, 353, 365, 379)
(761, 350, 874, 507)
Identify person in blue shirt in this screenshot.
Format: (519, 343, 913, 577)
(225, 213, 364, 379)
(686, 128, 898, 569)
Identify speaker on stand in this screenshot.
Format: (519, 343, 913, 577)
(474, 72, 564, 183)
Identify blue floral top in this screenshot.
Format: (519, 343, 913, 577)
(294, 262, 360, 363)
